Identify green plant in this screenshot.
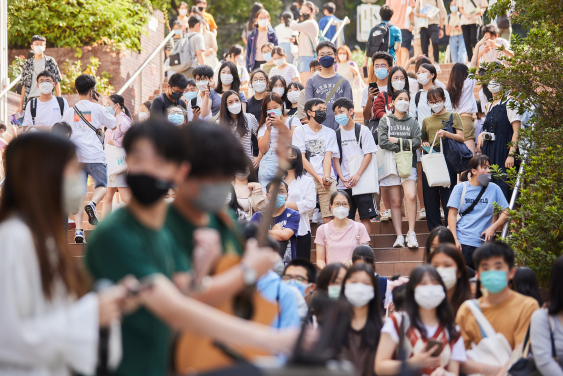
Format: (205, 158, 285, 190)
(8, 55, 26, 81)
(59, 56, 114, 96)
(351, 50, 365, 68)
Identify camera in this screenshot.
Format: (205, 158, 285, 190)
(482, 131, 496, 141)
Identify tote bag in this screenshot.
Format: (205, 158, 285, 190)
(377, 148, 397, 181)
(395, 139, 413, 178)
(106, 144, 127, 176)
(349, 127, 379, 195)
(421, 134, 451, 188)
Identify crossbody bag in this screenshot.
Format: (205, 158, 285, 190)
(74, 105, 105, 147)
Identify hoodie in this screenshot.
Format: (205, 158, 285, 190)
(378, 112, 422, 168)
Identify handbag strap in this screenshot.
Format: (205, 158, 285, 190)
(461, 185, 487, 216)
(467, 299, 498, 339)
(548, 315, 558, 361)
(325, 77, 346, 104)
(428, 133, 442, 155)
(73, 105, 103, 144)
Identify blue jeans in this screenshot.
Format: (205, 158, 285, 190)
(297, 56, 316, 72)
(449, 34, 467, 63)
(258, 150, 278, 188)
(80, 163, 108, 193)
(279, 42, 294, 64)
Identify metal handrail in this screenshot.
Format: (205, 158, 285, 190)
(0, 75, 22, 100)
(501, 151, 527, 239)
(117, 30, 175, 95)
(331, 17, 350, 44)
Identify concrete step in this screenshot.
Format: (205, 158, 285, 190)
(311, 232, 429, 248)
(375, 260, 423, 277)
(69, 243, 85, 258)
(311, 219, 432, 237)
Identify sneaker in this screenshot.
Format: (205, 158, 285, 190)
(380, 209, 392, 222)
(393, 235, 405, 248)
(440, 208, 445, 220)
(85, 202, 99, 225)
(406, 231, 419, 249)
(312, 208, 322, 224)
(434, 62, 442, 73)
(418, 208, 427, 220)
(75, 229, 85, 243)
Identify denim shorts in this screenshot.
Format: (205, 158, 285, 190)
(297, 56, 316, 72)
(80, 163, 108, 193)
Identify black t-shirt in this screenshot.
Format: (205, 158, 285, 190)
(247, 96, 264, 157)
(150, 93, 187, 118)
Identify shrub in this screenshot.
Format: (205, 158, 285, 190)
(59, 57, 114, 96)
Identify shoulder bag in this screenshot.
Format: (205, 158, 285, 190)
(421, 133, 451, 188)
(74, 105, 105, 147)
(395, 139, 413, 178)
(324, 77, 346, 105)
(441, 113, 473, 173)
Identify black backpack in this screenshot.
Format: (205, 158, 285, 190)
(366, 22, 390, 58)
(365, 91, 388, 145)
(336, 122, 363, 167)
(29, 96, 65, 125)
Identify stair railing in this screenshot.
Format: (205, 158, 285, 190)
(0, 75, 21, 101)
(501, 151, 527, 239)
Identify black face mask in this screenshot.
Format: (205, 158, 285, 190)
(288, 157, 298, 170)
(169, 90, 183, 101)
(312, 110, 327, 124)
(127, 174, 173, 206)
(300, 13, 310, 20)
(197, 6, 205, 11)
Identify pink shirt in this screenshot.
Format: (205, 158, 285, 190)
(112, 112, 132, 148)
(315, 220, 371, 264)
(386, 0, 416, 29)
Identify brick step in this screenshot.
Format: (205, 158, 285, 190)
(375, 260, 423, 277)
(67, 229, 95, 243)
(69, 243, 85, 257)
(311, 219, 433, 237)
(311, 232, 429, 248)
(310, 246, 425, 264)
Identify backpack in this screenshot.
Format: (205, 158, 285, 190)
(366, 22, 390, 58)
(497, 14, 510, 29)
(336, 123, 363, 167)
(169, 33, 198, 73)
(441, 113, 473, 173)
(365, 91, 388, 145)
(29, 96, 65, 125)
(307, 33, 330, 58)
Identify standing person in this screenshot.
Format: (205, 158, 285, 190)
(176, 15, 206, 78)
(242, 2, 265, 45)
(305, 41, 353, 130)
(165, 21, 185, 61)
(201, 21, 219, 69)
(215, 61, 248, 111)
(364, 5, 402, 65)
(340, 264, 383, 376)
(246, 9, 279, 72)
(290, 1, 320, 82)
(445, 0, 467, 64)
(286, 81, 304, 116)
(194, 0, 217, 35)
(193, 65, 222, 117)
(247, 69, 269, 168)
(292, 99, 340, 224)
(18, 35, 62, 115)
(267, 75, 288, 105)
(447, 63, 478, 154)
(269, 46, 301, 84)
(447, 154, 509, 269)
(174, 1, 190, 31)
(458, 0, 487, 61)
(21, 70, 68, 130)
(315, 191, 371, 270)
(214, 44, 250, 88)
(415, 0, 447, 71)
(361, 52, 392, 129)
(409, 63, 452, 127)
(318, 2, 344, 43)
(259, 43, 277, 75)
(138, 101, 152, 121)
(61, 74, 116, 242)
(0, 133, 129, 376)
(420, 87, 464, 231)
(335, 45, 363, 105)
(403, 55, 447, 96)
(386, 0, 416, 66)
(473, 25, 513, 65)
(285, 146, 316, 261)
(104, 94, 132, 218)
(379, 90, 421, 248)
(332, 97, 378, 234)
(456, 242, 539, 376)
(275, 12, 298, 65)
(372, 66, 410, 125)
(375, 265, 467, 376)
(150, 73, 189, 117)
(317, 263, 348, 298)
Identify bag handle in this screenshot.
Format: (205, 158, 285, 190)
(428, 133, 442, 155)
(467, 300, 498, 339)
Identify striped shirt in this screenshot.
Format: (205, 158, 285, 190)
(220, 113, 259, 159)
(269, 64, 300, 85)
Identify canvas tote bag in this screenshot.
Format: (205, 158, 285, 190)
(349, 126, 379, 195)
(421, 133, 451, 187)
(395, 139, 413, 178)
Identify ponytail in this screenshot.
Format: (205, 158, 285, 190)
(109, 94, 132, 120)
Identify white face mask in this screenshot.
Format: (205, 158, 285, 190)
(179, 8, 188, 15)
(62, 174, 86, 214)
(332, 206, 349, 220)
(221, 73, 234, 85)
(196, 80, 209, 91)
(417, 72, 430, 85)
(235, 55, 244, 65)
(39, 82, 53, 95)
(436, 267, 458, 290)
(138, 112, 149, 121)
(338, 54, 347, 62)
(33, 45, 45, 55)
(253, 81, 267, 93)
(414, 284, 446, 309)
(345, 283, 375, 307)
(273, 58, 284, 67)
(312, 71, 320, 76)
(430, 102, 445, 113)
(272, 87, 285, 97)
(488, 80, 502, 94)
(394, 99, 409, 113)
(287, 91, 301, 103)
(258, 19, 269, 28)
(227, 102, 242, 114)
(391, 79, 406, 90)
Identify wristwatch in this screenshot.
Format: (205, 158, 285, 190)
(240, 262, 257, 285)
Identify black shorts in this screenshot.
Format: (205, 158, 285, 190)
(461, 244, 478, 270)
(401, 29, 413, 50)
(344, 189, 377, 220)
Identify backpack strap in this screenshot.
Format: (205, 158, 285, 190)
(30, 97, 37, 125)
(336, 128, 343, 166)
(354, 123, 362, 149)
(56, 97, 65, 116)
(355, 221, 361, 245)
(460, 185, 487, 217)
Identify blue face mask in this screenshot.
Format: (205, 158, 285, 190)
(106, 105, 116, 116)
(263, 52, 272, 62)
(268, 108, 282, 117)
(334, 113, 349, 126)
(451, 5, 458, 12)
(284, 279, 309, 296)
(168, 113, 184, 125)
(173, 29, 182, 35)
(375, 68, 389, 80)
(184, 91, 197, 102)
(480, 270, 508, 294)
(274, 194, 286, 208)
(319, 55, 335, 68)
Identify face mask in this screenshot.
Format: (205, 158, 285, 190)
(38, 82, 53, 95)
(168, 113, 184, 125)
(414, 285, 446, 309)
(451, 5, 458, 12)
(417, 73, 430, 85)
(196, 80, 209, 91)
(328, 285, 341, 299)
(228, 102, 242, 114)
(334, 113, 349, 126)
(268, 108, 283, 117)
(488, 80, 502, 94)
(274, 58, 284, 67)
(345, 283, 375, 307)
(312, 110, 326, 124)
(253, 81, 267, 93)
(430, 102, 445, 113)
(437, 267, 458, 290)
(258, 19, 269, 28)
(338, 54, 347, 62)
(394, 100, 409, 113)
(192, 182, 232, 212)
(127, 174, 172, 206)
(391, 79, 406, 90)
(221, 74, 234, 85)
(285, 280, 309, 296)
(169, 90, 183, 101)
(374, 68, 388, 80)
(179, 8, 188, 15)
(236, 55, 244, 65)
(301, 13, 311, 20)
(184, 91, 197, 102)
(62, 174, 85, 214)
(312, 71, 320, 76)
(138, 112, 149, 121)
(288, 157, 298, 170)
(274, 194, 287, 208)
(33, 45, 45, 54)
(272, 87, 285, 97)
(197, 6, 205, 11)
(106, 105, 116, 116)
(287, 91, 300, 103)
(477, 173, 492, 187)
(480, 270, 508, 293)
(332, 206, 349, 220)
(263, 52, 272, 62)
(173, 29, 182, 36)
(319, 55, 335, 68)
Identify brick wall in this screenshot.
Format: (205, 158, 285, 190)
(8, 10, 166, 115)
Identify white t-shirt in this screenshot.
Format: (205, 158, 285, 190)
(274, 23, 298, 43)
(452, 77, 478, 114)
(63, 100, 117, 163)
(361, 85, 388, 107)
(288, 175, 316, 236)
(408, 78, 446, 96)
(214, 63, 249, 83)
(22, 96, 69, 127)
(269, 64, 299, 85)
(478, 88, 489, 111)
(186, 95, 213, 122)
(486, 98, 522, 124)
(336, 124, 378, 190)
(478, 38, 510, 64)
(409, 89, 453, 128)
(258, 116, 300, 152)
(292, 124, 339, 180)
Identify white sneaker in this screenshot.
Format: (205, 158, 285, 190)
(418, 208, 426, 220)
(434, 62, 442, 73)
(312, 208, 322, 224)
(440, 208, 445, 219)
(393, 235, 405, 248)
(406, 231, 419, 249)
(380, 209, 391, 222)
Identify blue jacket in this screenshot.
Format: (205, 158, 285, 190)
(246, 27, 278, 71)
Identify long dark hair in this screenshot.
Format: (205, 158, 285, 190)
(267, 75, 288, 103)
(286, 81, 304, 108)
(387, 66, 410, 98)
(447, 63, 469, 110)
(258, 92, 285, 131)
(317, 263, 347, 294)
(287, 145, 305, 178)
(511, 267, 543, 307)
(247, 2, 264, 31)
(0, 133, 88, 300)
(219, 90, 248, 138)
(340, 263, 383, 349)
(216, 61, 241, 94)
(418, 63, 437, 90)
(548, 256, 563, 315)
(281, 11, 293, 27)
(405, 265, 458, 341)
(109, 94, 132, 119)
(459, 153, 491, 182)
(424, 226, 455, 262)
(352, 244, 375, 269)
(429, 244, 472, 315)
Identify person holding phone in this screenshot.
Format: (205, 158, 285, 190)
(183, 78, 212, 122)
(375, 265, 466, 376)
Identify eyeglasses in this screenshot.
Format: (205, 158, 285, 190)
(318, 52, 335, 58)
(169, 110, 184, 116)
(428, 100, 443, 105)
(282, 275, 309, 283)
(332, 202, 349, 207)
(38, 79, 54, 84)
(373, 64, 388, 69)
(253, 78, 267, 83)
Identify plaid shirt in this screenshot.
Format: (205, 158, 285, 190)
(21, 55, 62, 110)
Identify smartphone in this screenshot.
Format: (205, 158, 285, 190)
(190, 97, 200, 111)
(126, 278, 155, 297)
(421, 145, 432, 154)
(267, 111, 276, 118)
(91, 90, 100, 102)
(426, 339, 444, 357)
(368, 82, 380, 95)
(363, 66, 368, 78)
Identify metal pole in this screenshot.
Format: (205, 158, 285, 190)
(117, 30, 174, 95)
(331, 17, 350, 44)
(501, 152, 527, 239)
(0, 0, 9, 125)
(0, 75, 21, 100)
(321, 17, 333, 37)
